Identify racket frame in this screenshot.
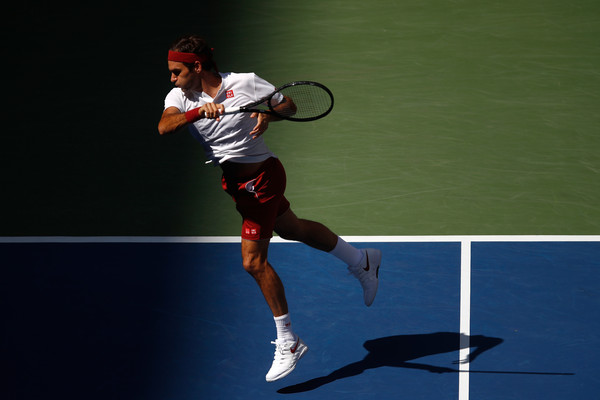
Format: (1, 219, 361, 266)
(223, 81, 334, 122)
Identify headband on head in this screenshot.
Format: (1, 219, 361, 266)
(168, 50, 209, 64)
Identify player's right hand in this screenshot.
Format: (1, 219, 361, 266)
(201, 103, 225, 121)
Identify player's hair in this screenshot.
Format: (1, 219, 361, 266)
(170, 34, 218, 73)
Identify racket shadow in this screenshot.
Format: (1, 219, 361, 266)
(277, 332, 503, 394)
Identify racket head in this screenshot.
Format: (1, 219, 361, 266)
(268, 81, 334, 122)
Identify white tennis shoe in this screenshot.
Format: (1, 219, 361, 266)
(265, 337, 308, 382)
(348, 248, 381, 306)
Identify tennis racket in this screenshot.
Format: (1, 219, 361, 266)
(223, 81, 334, 122)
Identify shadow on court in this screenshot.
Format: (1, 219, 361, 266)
(278, 332, 573, 394)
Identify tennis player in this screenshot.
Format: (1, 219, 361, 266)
(158, 34, 382, 382)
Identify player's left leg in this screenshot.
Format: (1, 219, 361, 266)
(241, 238, 288, 317)
(241, 238, 308, 382)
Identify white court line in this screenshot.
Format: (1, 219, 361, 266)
(459, 240, 472, 400)
(1, 235, 599, 243)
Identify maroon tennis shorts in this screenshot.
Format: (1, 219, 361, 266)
(221, 157, 291, 241)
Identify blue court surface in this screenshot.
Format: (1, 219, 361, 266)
(1, 237, 599, 399)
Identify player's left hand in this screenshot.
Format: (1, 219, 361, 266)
(249, 112, 270, 139)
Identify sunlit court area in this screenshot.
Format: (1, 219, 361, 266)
(3, 1, 599, 399)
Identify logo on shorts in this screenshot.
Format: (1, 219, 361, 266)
(226, 90, 234, 99)
(245, 227, 258, 236)
(244, 179, 258, 198)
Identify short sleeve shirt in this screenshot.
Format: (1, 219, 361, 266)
(164, 72, 283, 165)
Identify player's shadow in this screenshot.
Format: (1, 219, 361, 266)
(278, 332, 499, 394)
(279, 331, 575, 394)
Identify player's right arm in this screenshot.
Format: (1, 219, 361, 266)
(157, 103, 224, 135)
(158, 107, 189, 135)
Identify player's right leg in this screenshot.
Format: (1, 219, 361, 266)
(346, 247, 381, 306)
(274, 208, 338, 251)
(274, 209, 382, 306)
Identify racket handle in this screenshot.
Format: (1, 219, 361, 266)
(222, 106, 240, 115)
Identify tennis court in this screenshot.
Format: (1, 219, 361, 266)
(3, 0, 599, 399)
(2, 237, 598, 399)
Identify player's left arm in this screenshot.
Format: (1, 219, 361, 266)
(248, 96, 296, 139)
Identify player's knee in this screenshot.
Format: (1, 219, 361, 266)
(242, 253, 268, 276)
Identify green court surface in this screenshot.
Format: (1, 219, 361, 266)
(3, 0, 599, 236)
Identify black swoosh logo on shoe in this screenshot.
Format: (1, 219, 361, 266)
(363, 252, 370, 272)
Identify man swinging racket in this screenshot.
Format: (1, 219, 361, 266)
(158, 34, 382, 382)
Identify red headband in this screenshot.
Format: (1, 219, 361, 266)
(168, 50, 208, 64)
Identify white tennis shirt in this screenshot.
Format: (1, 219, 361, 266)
(164, 72, 283, 165)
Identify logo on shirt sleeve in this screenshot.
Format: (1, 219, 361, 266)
(226, 90, 234, 99)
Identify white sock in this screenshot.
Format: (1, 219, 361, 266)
(329, 236, 364, 267)
(274, 314, 297, 343)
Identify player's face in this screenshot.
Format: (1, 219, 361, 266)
(168, 61, 197, 90)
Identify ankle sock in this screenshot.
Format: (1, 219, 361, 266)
(329, 236, 364, 267)
(274, 314, 297, 343)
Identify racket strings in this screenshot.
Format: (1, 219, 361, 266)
(270, 84, 333, 120)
